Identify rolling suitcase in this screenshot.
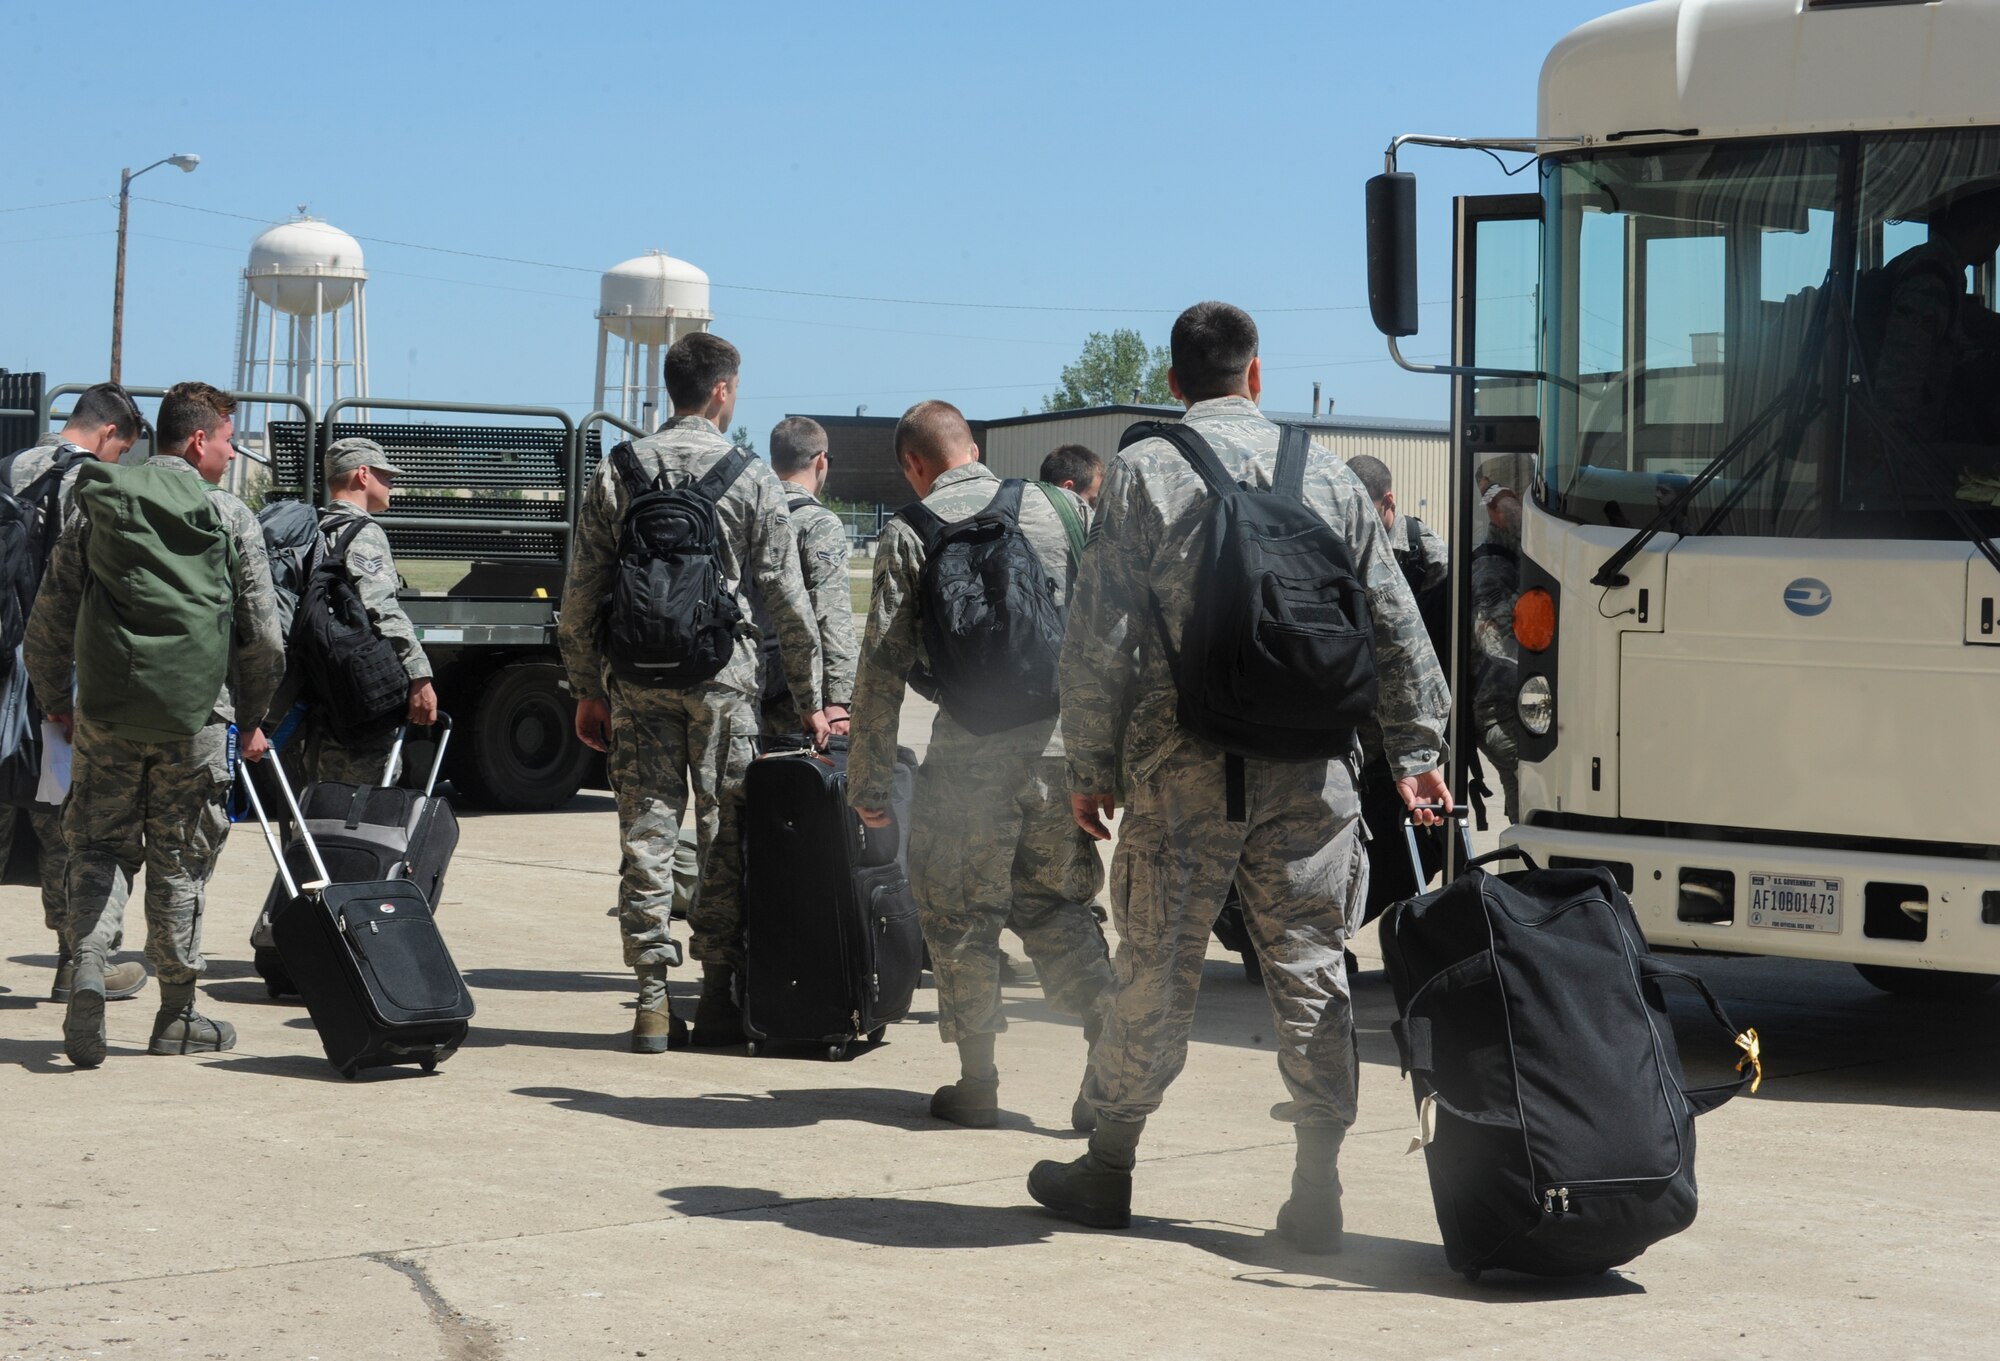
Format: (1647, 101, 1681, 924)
(251, 720, 459, 999)
(740, 739, 921, 1059)
(1380, 841, 1761, 1279)
(242, 755, 474, 1079)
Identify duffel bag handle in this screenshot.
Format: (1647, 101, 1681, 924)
(1467, 845, 1540, 872)
(1639, 956, 1763, 1112)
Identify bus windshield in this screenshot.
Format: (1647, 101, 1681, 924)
(1540, 130, 2000, 540)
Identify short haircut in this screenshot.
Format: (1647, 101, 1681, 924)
(1346, 454, 1393, 504)
(769, 416, 829, 475)
(1039, 443, 1102, 490)
(663, 332, 741, 411)
(1169, 301, 1259, 402)
(894, 400, 974, 467)
(155, 381, 237, 452)
(67, 382, 143, 441)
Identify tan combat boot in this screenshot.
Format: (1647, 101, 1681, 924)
(1274, 1125, 1344, 1254)
(51, 941, 148, 1003)
(631, 965, 687, 1053)
(148, 981, 237, 1055)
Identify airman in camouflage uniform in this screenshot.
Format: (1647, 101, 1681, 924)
(0, 383, 149, 1004)
(26, 382, 284, 1069)
(1028, 303, 1450, 1249)
(299, 438, 437, 785)
(763, 417, 857, 740)
(559, 333, 826, 1053)
(848, 400, 1110, 1129)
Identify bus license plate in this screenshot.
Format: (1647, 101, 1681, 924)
(1747, 873, 1842, 934)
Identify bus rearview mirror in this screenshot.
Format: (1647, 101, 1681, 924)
(1366, 172, 1420, 338)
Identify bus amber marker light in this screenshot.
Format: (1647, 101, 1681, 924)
(1512, 589, 1556, 653)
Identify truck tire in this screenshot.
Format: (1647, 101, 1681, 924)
(1854, 963, 1999, 1000)
(459, 661, 593, 811)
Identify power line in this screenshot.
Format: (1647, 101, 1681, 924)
(131, 194, 1444, 318)
(0, 195, 109, 215)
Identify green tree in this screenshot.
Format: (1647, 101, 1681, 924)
(730, 425, 759, 454)
(1043, 329, 1172, 412)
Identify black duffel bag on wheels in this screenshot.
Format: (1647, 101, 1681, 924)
(1381, 848, 1762, 1279)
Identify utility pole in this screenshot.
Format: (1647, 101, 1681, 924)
(110, 153, 201, 382)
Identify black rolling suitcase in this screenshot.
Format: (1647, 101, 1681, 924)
(251, 720, 459, 998)
(740, 739, 921, 1060)
(242, 756, 473, 1079)
(1380, 844, 1761, 1279)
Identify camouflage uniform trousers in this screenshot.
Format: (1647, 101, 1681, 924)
(606, 678, 759, 971)
(0, 802, 82, 946)
(1084, 741, 1370, 1130)
(1473, 686, 1522, 825)
(907, 748, 1112, 1044)
(62, 716, 233, 987)
(299, 716, 401, 788)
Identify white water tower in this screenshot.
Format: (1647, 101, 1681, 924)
(595, 249, 712, 429)
(234, 211, 370, 428)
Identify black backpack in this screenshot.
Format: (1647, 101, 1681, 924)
(299, 517, 409, 742)
(1382, 851, 1759, 1278)
(0, 445, 90, 653)
(1120, 421, 1378, 808)
(257, 499, 329, 654)
(1400, 515, 1451, 663)
(601, 440, 753, 688)
(898, 479, 1072, 737)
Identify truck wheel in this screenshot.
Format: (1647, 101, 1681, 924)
(461, 661, 593, 810)
(1854, 964, 1999, 1000)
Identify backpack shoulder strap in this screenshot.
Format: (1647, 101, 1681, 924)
(1121, 420, 1236, 499)
(985, 477, 1028, 524)
(693, 447, 755, 503)
(895, 500, 948, 552)
(786, 494, 814, 515)
(326, 516, 371, 559)
(1403, 512, 1422, 555)
(1036, 482, 1087, 562)
(606, 441, 656, 497)
(1272, 424, 1311, 503)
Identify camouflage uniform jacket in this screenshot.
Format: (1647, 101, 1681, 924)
(26, 454, 284, 731)
(558, 414, 822, 712)
(781, 485, 858, 709)
(848, 463, 1086, 811)
(6, 434, 96, 514)
(320, 499, 432, 682)
(1061, 396, 1449, 793)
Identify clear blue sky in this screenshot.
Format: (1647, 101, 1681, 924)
(1, 0, 1612, 442)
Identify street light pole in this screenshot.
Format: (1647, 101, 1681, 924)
(109, 153, 200, 383)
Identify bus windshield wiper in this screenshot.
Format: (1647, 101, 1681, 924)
(1590, 281, 1833, 588)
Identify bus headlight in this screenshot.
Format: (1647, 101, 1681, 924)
(1517, 675, 1554, 736)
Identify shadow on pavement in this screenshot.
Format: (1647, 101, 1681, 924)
(0, 1034, 80, 1073)
(463, 968, 639, 994)
(1132, 1220, 1645, 1301)
(651, 1184, 1641, 1300)
(203, 1052, 429, 1083)
(522, 1084, 1070, 1137)
(465, 1026, 643, 1054)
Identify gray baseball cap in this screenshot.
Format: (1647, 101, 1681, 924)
(324, 436, 403, 480)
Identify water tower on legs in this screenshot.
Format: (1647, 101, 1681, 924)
(596, 249, 712, 430)
(234, 212, 370, 430)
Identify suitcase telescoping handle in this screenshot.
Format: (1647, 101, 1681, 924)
(254, 753, 334, 893)
(383, 715, 453, 797)
(1400, 804, 1476, 892)
(238, 758, 332, 898)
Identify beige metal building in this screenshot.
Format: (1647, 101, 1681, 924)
(979, 404, 1453, 530)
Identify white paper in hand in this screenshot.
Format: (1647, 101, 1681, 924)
(37, 720, 72, 804)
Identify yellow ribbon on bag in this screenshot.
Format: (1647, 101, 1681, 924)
(1734, 1028, 1763, 1093)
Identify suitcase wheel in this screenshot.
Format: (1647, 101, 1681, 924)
(745, 1042, 760, 1058)
(826, 1043, 847, 1062)
(266, 984, 282, 999)
(420, 1057, 438, 1073)
(867, 1025, 886, 1045)
(1462, 1269, 1482, 1284)
(341, 1065, 360, 1081)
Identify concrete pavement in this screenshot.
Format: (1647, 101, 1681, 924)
(3, 741, 1998, 1359)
